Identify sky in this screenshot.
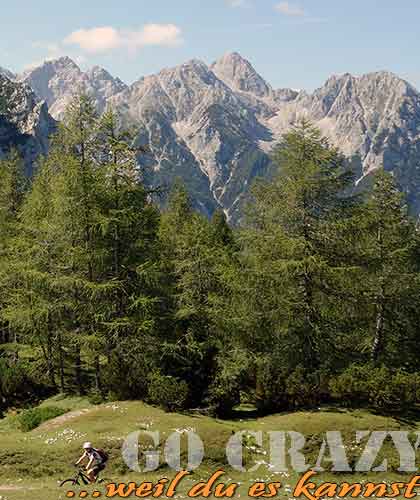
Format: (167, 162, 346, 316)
(2, 0, 420, 92)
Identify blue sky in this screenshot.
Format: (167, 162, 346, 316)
(2, 0, 420, 91)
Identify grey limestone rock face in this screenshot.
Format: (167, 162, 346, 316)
(0, 73, 56, 173)
(0, 67, 15, 80)
(5, 53, 420, 220)
(19, 57, 127, 119)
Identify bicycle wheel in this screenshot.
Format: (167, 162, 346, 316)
(59, 478, 79, 487)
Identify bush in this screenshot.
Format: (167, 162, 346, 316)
(367, 366, 395, 408)
(88, 389, 105, 405)
(147, 372, 189, 412)
(207, 349, 252, 418)
(285, 365, 324, 409)
(330, 364, 420, 409)
(329, 364, 372, 405)
(255, 354, 331, 413)
(17, 406, 68, 432)
(0, 358, 26, 402)
(0, 356, 52, 413)
(255, 355, 289, 413)
(391, 369, 420, 406)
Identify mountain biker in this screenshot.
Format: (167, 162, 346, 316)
(75, 442, 108, 483)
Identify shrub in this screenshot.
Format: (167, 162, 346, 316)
(0, 347, 57, 415)
(285, 365, 323, 409)
(88, 389, 105, 405)
(330, 364, 420, 409)
(329, 364, 372, 405)
(17, 406, 68, 432)
(0, 358, 26, 402)
(255, 356, 289, 413)
(207, 349, 252, 418)
(147, 372, 189, 412)
(391, 370, 420, 406)
(255, 354, 331, 413)
(367, 366, 395, 408)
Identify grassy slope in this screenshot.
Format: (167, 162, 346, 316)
(0, 398, 419, 500)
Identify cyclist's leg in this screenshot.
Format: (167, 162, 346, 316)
(86, 468, 96, 483)
(88, 463, 105, 483)
(80, 472, 91, 485)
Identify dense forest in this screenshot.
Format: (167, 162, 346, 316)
(1, 95, 419, 418)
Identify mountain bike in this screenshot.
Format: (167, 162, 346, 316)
(59, 467, 111, 487)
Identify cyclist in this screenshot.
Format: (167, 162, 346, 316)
(75, 442, 108, 483)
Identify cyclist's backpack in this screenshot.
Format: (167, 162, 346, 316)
(96, 448, 109, 463)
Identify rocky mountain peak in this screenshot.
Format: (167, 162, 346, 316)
(49, 55, 80, 70)
(159, 59, 215, 85)
(19, 58, 127, 119)
(262, 69, 420, 211)
(86, 65, 123, 84)
(321, 70, 412, 99)
(4, 52, 420, 221)
(20, 56, 81, 80)
(152, 58, 236, 122)
(211, 51, 272, 98)
(0, 66, 16, 80)
(0, 74, 55, 172)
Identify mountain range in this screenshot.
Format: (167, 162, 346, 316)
(1, 53, 420, 220)
(0, 72, 55, 174)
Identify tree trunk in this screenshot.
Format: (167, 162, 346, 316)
(372, 226, 385, 364)
(74, 347, 84, 395)
(57, 330, 65, 393)
(94, 355, 101, 392)
(371, 289, 385, 363)
(46, 322, 56, 389)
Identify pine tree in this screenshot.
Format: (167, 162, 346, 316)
(92, 108, 161, 398)
(355, 170, 418, 365)
(6, 158, 63, 388)
(0, 149, 27, 344)
(235, 120, 359, 410)
(2, 100, 163, 397)
(158, 185, 235, 406)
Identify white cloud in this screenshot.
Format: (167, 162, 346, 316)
(275, 1, 305, 16)
(64, 27, 122, 53)
(128, 24, 183, 48)
(63, 24, 183, 54)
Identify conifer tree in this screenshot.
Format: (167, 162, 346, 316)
(0, 149, 26, 344)
(92, 109, 161, 398)
(355, 170, 418, 364)
(238, 120, 357, 376)
(159, 185, 235, 405)
(7, 158, 63, 388)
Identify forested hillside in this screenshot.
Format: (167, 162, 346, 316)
(1, 95, 420, 418)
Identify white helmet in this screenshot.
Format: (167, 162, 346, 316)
(83, 442, 93, 449)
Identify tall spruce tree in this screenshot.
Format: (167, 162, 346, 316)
(49, 95, 103, 394)
(232, 120, 362, 411)
(92, 109, 161, 399)
(354, 170, 419, 365)
(3, 96, 102, 393)
(6, 157, 64, 388)
(0, 149, 27, 344)
(159, 185, 235, 406)
(243, 121, 356, 365)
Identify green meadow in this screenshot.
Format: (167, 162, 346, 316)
(1, 396, 419, 500)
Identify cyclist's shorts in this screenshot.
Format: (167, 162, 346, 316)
(92, 463, 106, 475)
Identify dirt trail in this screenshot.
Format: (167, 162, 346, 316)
(0, 485, 34, 490)
(37, 408, 92, 431)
